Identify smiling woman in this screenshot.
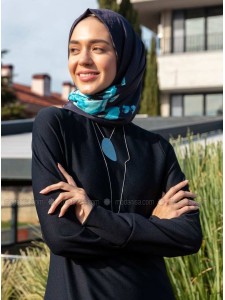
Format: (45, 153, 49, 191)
(68, 16, 117, 95)
(32, 8, 202, 300)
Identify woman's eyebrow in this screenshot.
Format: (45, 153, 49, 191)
(69, 39, 110, 45)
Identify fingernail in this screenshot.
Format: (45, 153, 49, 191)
(40, 189, 45, 193)
(48, 209, 52, 214)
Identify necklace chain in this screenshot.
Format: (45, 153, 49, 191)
(92, 122, 130, 213)
(95, 123, 116, 140)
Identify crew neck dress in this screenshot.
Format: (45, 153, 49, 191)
(32, 106, 202, 300)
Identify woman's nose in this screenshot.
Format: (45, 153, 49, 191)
(78, 50, 93, 66)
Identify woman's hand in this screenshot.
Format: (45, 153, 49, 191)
(40, 163, 94, 224)
(152, 180, 199, 219)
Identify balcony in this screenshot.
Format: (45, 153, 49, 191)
(159, 33, 223, 55)
(131, 0, 223, 30)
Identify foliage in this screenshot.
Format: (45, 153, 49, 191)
(165, 135, 223, 299)
(1, 241, 49, 300)
(140, 36, 160, 115)
(1, 136, 222, 299)
(97, 0, 141, 37)
(1, 259, 17, 299)
(117, 0, 142, 37)
(1, 49, 26, 120)
(1, 77, 26, 120)
(97, 0, 118, 11)
(1, 49, 9, 58)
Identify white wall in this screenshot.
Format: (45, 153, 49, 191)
(158, 51, 223, 92)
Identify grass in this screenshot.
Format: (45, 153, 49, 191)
(165, 135, 222, 299)
(1, 241, 49, 300)
(1, 221, 30, 229)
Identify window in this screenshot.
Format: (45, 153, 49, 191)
(173, 11, 184, 53)
(185, 9, 205, 52)
(171, 93, 223, 116)
(207, 8, 223, 50)
(172, 6, 222, 53)
(171, 95, 182, 116)
(184, 95, 204, 116)
(206, 94, 223, 116)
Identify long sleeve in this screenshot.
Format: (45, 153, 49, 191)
(83, 139, 202, 257)
(32, 107, 123, 259)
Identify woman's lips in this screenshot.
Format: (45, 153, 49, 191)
(77, 72, 99, 82)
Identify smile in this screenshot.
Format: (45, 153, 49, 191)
(77, 72, 99, 82)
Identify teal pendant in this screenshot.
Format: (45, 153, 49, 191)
(101, 138, 117, 161)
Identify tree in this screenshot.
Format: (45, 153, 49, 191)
(140, 37, 160, 116)
(1, 77, 26, 120)
(97, 0, 118, 11)
(98, 0, 141, 37)
(1, 49, 9, 58)
(1, 50, 26, 120)
(117, 0, 142, 37)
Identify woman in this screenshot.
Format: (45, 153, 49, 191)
(32, 8, 202, 300)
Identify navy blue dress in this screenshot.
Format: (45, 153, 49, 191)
(32, 107, 202, 300)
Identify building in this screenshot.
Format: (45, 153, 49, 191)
(1, 64, 74, 117)
(132, 0, 223, 117)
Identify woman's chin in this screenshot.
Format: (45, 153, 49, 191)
(78, 87, 103, 96)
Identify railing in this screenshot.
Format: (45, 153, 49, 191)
(1, 118, 34, 136)
(159, 33, 223, 54)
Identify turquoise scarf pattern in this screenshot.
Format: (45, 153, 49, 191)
(68, 81, 136, 120)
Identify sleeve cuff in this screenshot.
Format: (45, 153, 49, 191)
(82, 205, 133, 246)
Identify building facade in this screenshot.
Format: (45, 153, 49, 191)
(132, 0, 223, 116)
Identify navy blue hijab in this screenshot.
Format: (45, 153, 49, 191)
(63, 8, 146, 125)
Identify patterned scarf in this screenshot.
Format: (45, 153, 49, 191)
(63, 8, 146, 125)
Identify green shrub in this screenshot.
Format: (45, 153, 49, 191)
(1, 242, 49, 300)
(1, 258, 17, 299)
(165, 135, 223, 299)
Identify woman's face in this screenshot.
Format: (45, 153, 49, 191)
(68, 16, 117, 95)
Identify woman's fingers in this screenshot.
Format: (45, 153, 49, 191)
(177, 205, 199, 217)
(47, 186, 91, 217)
(48, 192, 72, 214)
(40, 181, 73, 194)
(169, 190, 197, 204)
(164, 180, 189, 200)
(58, 197, 77, 217)
(175, 198, 199, 210)
(152, 180, 200, 219)
(58, 163, 77, 187)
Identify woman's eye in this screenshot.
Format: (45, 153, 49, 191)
(92, 47, 104, 53)
(69, 48, 79, 55)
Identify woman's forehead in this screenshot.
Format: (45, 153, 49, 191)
(71, 17, 108, 36)
(70, 17, 114, 46)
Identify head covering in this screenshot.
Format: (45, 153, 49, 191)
(63, 8, 146, 125)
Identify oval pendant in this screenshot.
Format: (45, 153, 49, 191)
(101, 138, 117, 161)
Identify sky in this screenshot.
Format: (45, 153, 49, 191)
(2, 0, 151, 93)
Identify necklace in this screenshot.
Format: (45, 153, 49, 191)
(92, 122, 130, 213)
(95, 123, 117, 161)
